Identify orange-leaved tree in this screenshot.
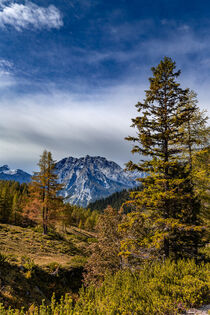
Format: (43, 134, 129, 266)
(24, 150, 63, 234)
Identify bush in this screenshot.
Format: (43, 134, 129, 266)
(69, 255, 87, 268)
(0, 259, 209, 314)
(20, 256, 35, 279)
(75, 259, 209, 314)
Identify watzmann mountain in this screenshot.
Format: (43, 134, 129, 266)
(55, 155, 139, 207)
(0, 156, 140, 207)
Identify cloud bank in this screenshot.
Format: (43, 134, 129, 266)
(1, 75, 209, 174)
(0, 84, 142, 172)
(0, 1, 63, 30)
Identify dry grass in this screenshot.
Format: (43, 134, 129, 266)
(0, 223, 93, 309)
(0, 223, 89, 267)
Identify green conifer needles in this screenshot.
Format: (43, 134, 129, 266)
(123, 57, 208, 261)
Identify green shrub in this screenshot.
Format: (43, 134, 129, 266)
(0, 259, 209, 314)
(20, 256, 35, 279)
(75, 259, 210, 314)
(21, 256, 35, 271)
(70, 255, 87, 268)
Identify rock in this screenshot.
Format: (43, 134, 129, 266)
(186, 304, 210, 315)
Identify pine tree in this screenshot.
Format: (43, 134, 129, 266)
(26, 150, 63, 234)
(123, 57, 206, 260)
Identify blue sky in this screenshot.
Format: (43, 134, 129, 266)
(0, 0, 209, 172)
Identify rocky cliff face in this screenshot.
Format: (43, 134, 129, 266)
(55, 155, 141, 207)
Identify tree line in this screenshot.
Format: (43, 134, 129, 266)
(0, 180, 28, 224)
(0, 152, 99, 232)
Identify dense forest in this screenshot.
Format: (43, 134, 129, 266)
(0, 57, 209, 314)
(0, 178, 98, 232)
(88, 186, 142, 211)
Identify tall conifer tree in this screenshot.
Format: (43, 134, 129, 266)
(123, 57, 205, 260)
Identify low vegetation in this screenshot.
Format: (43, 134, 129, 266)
(0, 259, 209, 314)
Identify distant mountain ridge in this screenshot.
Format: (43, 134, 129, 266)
(55, 155, 141, 207)
(0, 156, 143, 207)
(0, 165, 31, 184)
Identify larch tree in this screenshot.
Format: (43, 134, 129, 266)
(26, 150, 63, 234)
(121, 57, 206, 261)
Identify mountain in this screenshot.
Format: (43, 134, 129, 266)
(0, 156, 143, 207)
(0, 165, 31, 184)
(55, 155, 141, 207)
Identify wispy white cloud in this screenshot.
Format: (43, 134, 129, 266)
(70, 21, 210, 71)
(0, 1, 63, 31)
(0, 58, 15, 87)
(0, 58, 12, 73)
(105, 19, 154, 42)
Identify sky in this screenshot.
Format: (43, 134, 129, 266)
(0, 0, 210, 173)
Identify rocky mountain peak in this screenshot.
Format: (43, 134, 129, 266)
(0, 165, 31, 183)
(0, 165, 10, 172)
(55, 155, 140, 207)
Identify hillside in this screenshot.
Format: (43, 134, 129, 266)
(0, 223, 93, 309)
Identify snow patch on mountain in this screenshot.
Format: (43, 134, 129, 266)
(0, 165, 31, 183)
